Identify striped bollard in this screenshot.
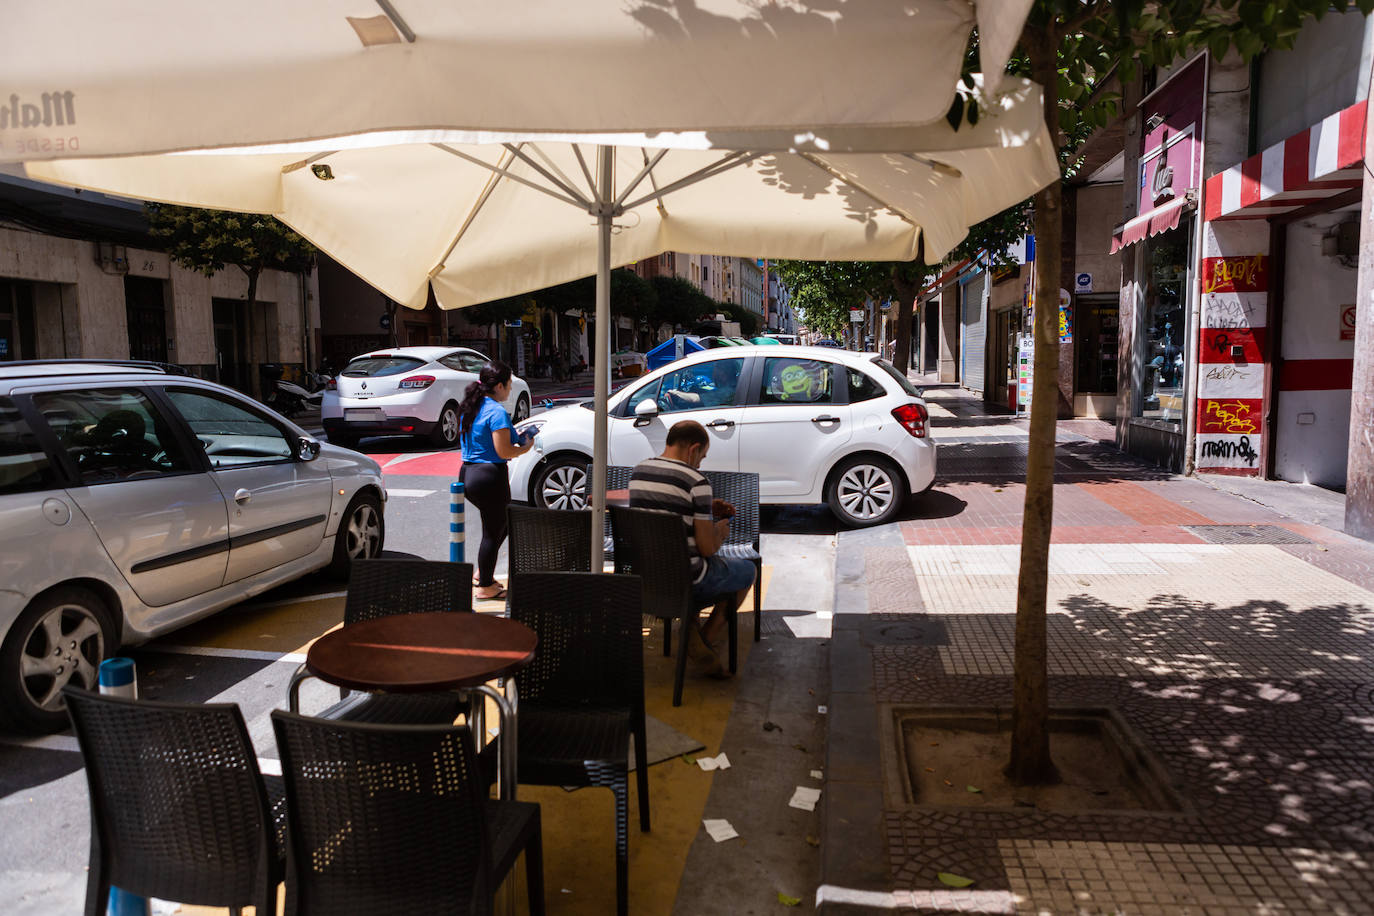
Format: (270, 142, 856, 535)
(98, 659, 150, 916)
(450, 481, 465, 564)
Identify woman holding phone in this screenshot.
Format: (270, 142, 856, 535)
(457, 361, 534, 600)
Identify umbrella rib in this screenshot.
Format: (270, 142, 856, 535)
(429, 147, 518, 280)
(501, 143, 594, 209)
(613, 149, 670, 211)
(525, 143, 591, 206)
(620, 151, 762, 213)
(432, 143, 588, 210)
(794, 152, 916, 226)
(372, 0, 416, 42)
(571, 144, 598, 200)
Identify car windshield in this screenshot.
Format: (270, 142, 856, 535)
(342, 356, 427, 377)
(872, 357, 922, 397)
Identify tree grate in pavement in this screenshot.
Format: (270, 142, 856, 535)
(1183, 524, 1311, 545)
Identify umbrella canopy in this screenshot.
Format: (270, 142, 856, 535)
(3, 0, 1032, 163)
(26, 76, 1056, 567)
(26, 78, 1057, 312)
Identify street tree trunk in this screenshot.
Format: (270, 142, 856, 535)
(892, 269, 919, 374)
(1006, 27, 1062, 787)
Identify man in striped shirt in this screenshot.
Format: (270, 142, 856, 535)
(629, 420, 756, 675)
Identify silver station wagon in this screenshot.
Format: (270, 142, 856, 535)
(0, 361, 386, 732)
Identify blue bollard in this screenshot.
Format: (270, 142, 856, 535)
(98, 659, 150, 916)
(450, 481, 465, 564)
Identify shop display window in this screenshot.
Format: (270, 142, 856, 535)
(1138, 224, 1192, 422)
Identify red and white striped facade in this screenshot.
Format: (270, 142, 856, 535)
(1204, 101, 1366, 222)
(1195, 101, 1365, 475)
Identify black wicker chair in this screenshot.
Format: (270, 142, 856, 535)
(506, 504, 593, 576)
(63, 688, 285, 916)
(609, 505, 737, 704)
(271, 711, 543, 916)
(700, 469, 764, 643)
(288, 558, 475, 724)
(508, 572, 647, 916)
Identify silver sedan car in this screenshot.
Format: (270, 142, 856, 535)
(0, 361, 387, 733)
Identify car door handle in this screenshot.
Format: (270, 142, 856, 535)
(233, 488, 252, 505)
(707, 419, 735, 429)
(811, 415, 840, 424)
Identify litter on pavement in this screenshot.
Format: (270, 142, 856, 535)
(697, 753, 731, 771)
(703, 818, 740, 842)
(810, 769, 823, 780)
(789, 786, 822, 811)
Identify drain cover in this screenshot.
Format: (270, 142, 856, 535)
(1185, 524, 1311, 545)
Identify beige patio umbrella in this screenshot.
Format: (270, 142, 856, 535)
(26, 76, 1057, 566)
(4, 0, 1032, 163)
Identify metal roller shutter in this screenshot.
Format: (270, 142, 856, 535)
(961, 271, 988, 394)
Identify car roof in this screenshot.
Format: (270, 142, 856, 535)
(350, 346, 472, 361)
(669, 343, 876, 368)
(0, 360, 168, 381)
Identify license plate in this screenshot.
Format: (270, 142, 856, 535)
(345, 408, 386, 422)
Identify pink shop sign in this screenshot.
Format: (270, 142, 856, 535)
(1137, 55, 1207, 214)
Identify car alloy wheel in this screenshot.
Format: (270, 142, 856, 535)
(19, 600, 104, 714)
(345, 500, 383, 560)
(540, 463, 588, 510)
(433, 403, 460, 448)
(512, 394, 530, 423)
(835, 462, 897, 522)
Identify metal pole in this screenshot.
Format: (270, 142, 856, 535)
(590, 146, 613, 571)
(98, 659, 150, 916)
(450, 481, 465, 563)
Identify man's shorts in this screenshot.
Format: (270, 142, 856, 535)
(691, 554, 757, 607)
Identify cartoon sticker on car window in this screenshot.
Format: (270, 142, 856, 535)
(771, 360, 828, 402)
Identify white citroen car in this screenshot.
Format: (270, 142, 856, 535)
(322, 346, 531, 449)
(510, 346, 935, 527)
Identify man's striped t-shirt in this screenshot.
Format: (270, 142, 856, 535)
(628, 456, 713, 583)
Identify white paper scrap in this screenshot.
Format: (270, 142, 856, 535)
(697, 753, 732, 771)
(810, 769, 824, 780)
(703, 818, 739, 842)
(817, 705, 828, 714)
(789, 786, 822, 812)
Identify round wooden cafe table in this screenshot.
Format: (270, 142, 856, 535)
(305, 612, 537, 799)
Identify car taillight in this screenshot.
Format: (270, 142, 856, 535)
(326, 377, 337, 391)
(891, 403, 927, 438)
(398, 375, 436, 389)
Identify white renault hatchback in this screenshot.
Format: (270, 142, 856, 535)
(0, 361, 386, 733)
(322, 346, 532, 449)
(510, 346, 935, 527)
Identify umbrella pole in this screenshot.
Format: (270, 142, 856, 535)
(590, 145, 613, 570)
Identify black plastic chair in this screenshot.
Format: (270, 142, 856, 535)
(289, 558, 475, 724)
(63, 687, 285, 916)
(506, 504, 593, 576)
(700, 469, 764, 643)
(509, 572, 647, 916)
(610, 505, 737, 704)
(272, 711, 544, 916)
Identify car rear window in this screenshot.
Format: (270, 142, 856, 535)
(872, 358, 922, 397)
(0, 396, 58, 496)
(342, 356, 426, 377)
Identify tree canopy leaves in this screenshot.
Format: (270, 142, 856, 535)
(145, 204, 315, 279)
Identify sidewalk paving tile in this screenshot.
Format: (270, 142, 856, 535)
(822, 386, 1374, 915)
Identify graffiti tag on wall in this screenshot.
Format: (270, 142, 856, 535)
(1199, 435, 1259, 467)
(1198, 398, 1262, 435)
(1202, 255, 1268, 294)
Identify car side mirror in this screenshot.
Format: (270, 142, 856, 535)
(633, 399, 659, 427)
(297, 436, 321, 461)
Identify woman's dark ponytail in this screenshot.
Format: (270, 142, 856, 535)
(458, 360, 514, 435)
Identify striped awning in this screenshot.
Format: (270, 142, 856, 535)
(1204, 100, 1366, 222)
(1109, 196, 1189, 253)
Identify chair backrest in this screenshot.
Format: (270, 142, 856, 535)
(63, 687, 276, 908)
(506, 505, 593, 576)
(344, 558, 473, 625)
(507, 571, 644, 714)
(271, 712, 494, 916)
(586, 465, 635, 543)
(608, 506, 694, 620)
(700, 469, 760, 549)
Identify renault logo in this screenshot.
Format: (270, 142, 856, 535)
(361, 381, 367, 389)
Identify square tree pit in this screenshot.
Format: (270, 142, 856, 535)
(891, 707, 1187, 814)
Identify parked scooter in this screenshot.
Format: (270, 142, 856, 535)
(259, 364, 323, 418)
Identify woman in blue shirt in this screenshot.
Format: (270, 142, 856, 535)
(458, 361, 534, 599)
